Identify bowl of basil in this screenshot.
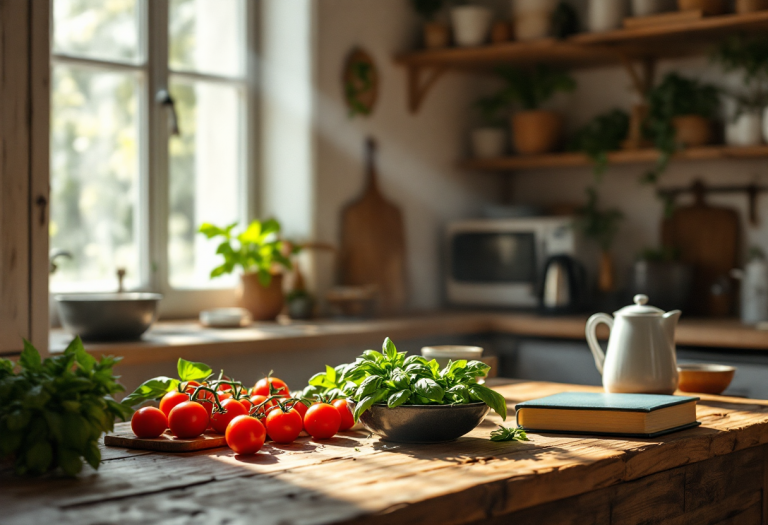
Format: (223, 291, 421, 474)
(302, 338, 508, 444)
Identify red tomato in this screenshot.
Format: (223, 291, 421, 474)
(265, 409, 303, 443)
(159, 390, 190, 417)
(252, 377, 289, 398)
(238, 397, 254, 413)
(168, 401, 209, 439)
(249, 395, 276, 415)
(131, 407, 167, 438)
(292, 401, 309, 420)
(210, 398, 248, 434)
(226, 416, 266, 455)
(332, 399, 355, 431)
(185, 381, 216, 419)
(304, 403, 341, 439)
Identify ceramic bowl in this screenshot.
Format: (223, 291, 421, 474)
(56, 293, 162, 342)
(677, 363, 736, 395)
(358, 402, 490, 444)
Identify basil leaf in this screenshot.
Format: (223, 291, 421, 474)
(361, 350, 383, 362)
(440, 359, 467, 378)
(405, 363, 431, 377)
(177, 359, 212, 382)
(427, 359, 441, 377)
(19, 340, 42, 372)
(353, 395, 376, 422)
(383, 337, 398, 361)
(414, 378, 444, 403)
(465, 360, 491, 378)
(308, 372, 329, 387)
(469, 384, 507, 420)
(404, 355, 428, 367)
(122, 377, 180, 407)
(447, 384, 470, 404)
(63, 336, 97, 373)
(388, 390, 410, 408)
(490, 425, 529, 442)
(325, 365, 337, 384)
(355, 376, 381, 399)
(391, 369, 410, 390)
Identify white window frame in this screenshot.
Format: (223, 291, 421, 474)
(50, 0, 260, 318)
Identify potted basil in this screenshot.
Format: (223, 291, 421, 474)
(490, 65, 576, 155)
(199, 219, 295, 321)
(411, 0, 450, 49)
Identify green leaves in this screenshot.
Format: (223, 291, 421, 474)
(304, 338, 507, 423)
(0, 337, 129, 477)
(489, 425, 529, 442)
(177, 359, 212, 382)
(121, 376, 179, 407)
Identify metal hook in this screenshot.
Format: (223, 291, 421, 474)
(156, 89, 180, 136)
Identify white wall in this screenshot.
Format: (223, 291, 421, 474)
(311, 0, 501, 312)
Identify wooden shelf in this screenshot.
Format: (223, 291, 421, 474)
(460, 145, 768, 172)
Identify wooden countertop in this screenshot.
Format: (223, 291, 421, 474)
(49, 312, 768, 366)
(4, 379, 768, 524)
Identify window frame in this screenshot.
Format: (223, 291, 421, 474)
(49, 0, 260, 318)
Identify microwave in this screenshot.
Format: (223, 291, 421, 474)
(445, 217, 582, 308)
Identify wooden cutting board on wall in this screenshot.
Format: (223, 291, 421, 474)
(338, 138, 408, 316)
(661, 189, 740, 316)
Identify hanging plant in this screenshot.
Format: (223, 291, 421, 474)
(568, 109, 629, 182)
(343, 48, 379, 118)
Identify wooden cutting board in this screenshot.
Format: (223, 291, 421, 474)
(339, 138, 407, 316)
(662, 189, 740, 316)
(105, 424, 227, 452)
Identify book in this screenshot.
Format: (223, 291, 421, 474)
(515, 392, 700, 438)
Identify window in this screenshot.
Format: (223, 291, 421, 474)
(50, 0, 256, 316)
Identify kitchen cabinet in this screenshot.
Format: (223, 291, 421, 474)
(0, 1, 50, 355)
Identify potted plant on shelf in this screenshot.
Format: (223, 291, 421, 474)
(411, 0, 450, 49)
(735, 0, 768, 13)
(677, 0, 726, 15)
(577, 187, 623, 293)
(450, 1, 493, 47)
(199, 218, 295, 321)
(587, 0, 627, 33)
(490, 65, 576, 155)
(643, 72, 720, 183)
(471, 93, 508, 159)
(712, 34, 768, 146)
(512, 0, 559, 41)
(568, 109, 630, 181)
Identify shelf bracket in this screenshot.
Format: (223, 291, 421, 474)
(406, 65, 446, 114)
(619, 55, 656, 98)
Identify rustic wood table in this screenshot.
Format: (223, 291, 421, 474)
(3, 379, 768, 525)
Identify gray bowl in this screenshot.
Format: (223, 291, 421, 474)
(359, 402, 490, 444)
(55, 293, 162, 342)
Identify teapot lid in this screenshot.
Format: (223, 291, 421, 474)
(614, 294, 665, 317)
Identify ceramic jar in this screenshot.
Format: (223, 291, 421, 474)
(677, 0, 727, 15)
(450, 6, 492, 47)
(588, 0, 628, 32)
(631, 0, 674, 16)
(471, 128, 506, 159)
(672, 115, 712, 146)
(511, 0, 557, 41)
(725, 111, 763, 146)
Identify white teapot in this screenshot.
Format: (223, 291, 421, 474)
(585, 294, 681, 394)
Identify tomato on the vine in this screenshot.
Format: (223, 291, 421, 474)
(265, 408, 303, 443)
(332, 399, 355, 431)
(159, 390, 189, 417)
(168, 401, 209, 438)
(252, 377, 289, 398)
(226, 416, 266, 455)
(304, 403, 341, 439)
(238, 397, 253, 413)
(185, 381, 217, 419)
(249, 394, 277, 416)
(292, 400, 309, 420)
(210, 398, 248, 434)
(131, 406, 167, 438)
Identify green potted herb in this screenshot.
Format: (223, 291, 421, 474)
(490, 65, 577, 155)
(644, 73, 720, 183)
(568, 109, 630, 180)
(712, 34, 768, 146)
(471, 92, 508, 159)
(411, 0, 449, 49)
(199, 218, 295, 321)
(577, 187, 623, 292)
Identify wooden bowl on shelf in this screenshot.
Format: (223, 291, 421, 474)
(677, 363, 736, 395)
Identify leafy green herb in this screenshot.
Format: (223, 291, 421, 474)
(490, 425, 529, 442)
(568, 109, 629, 181)
(493, 65, 576, 111)
(303, 337, 507, 422)
(198, 218, 296, 286)
(411, 0, 443, 21)
(0, 337, 131, 476)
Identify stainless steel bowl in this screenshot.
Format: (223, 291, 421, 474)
(55, 293, 162, 341)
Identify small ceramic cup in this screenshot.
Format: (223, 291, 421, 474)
(421, 345, 484, 369)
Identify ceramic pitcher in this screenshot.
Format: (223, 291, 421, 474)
(585, 294, 681, 394)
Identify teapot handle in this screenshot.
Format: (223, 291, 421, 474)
(585, 313, 613, 375)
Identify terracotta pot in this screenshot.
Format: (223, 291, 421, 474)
(237, 273, 284, 321)
(736, 0, 768, 12)
(598, 251, 615, 293)
(423, 21, 450, 49)
(511, 110, 563, 155)
(490, 20, 512, 43)
(677, 0, 727, 15)
(672, 115, 713, 147)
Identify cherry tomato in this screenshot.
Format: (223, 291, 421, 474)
(238, 397, 254, 413)
(159, 390, 190, 417)
(332, 399, 355, 431)
(253, 377, 290, 398)
(131, 407, 167, 438)
(168, 401, 209, 438)
(210, 398, 248, 434)
(292, 400, 309, 420)
(226, 416, 266, 455)
(185, 381, 217, 419)
(249, 394, 277, 415)
(265, 408, 303, 443)
(304, 403, 341, 439)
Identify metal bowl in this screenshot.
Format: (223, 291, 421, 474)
(55, 293, 162, 342)
(358, 402, 490, 444)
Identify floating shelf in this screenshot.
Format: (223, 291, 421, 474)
(460, 145, 768, 172)
(394, 11, 768, 112)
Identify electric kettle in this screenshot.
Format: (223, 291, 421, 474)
(538, 254, 586, 314)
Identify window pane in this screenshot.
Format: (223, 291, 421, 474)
(50, 66, 141, 292)
(169, 0, 246, 77)
(53, 0, 142, 64)
(169, 79, 243, 289)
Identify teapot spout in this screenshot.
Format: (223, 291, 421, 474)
(661, 310, 681, 346)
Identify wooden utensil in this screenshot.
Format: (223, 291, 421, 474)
(338, 138, 407, 316)
(662, 183, 740, 316)
(105, 426, 227, 452)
